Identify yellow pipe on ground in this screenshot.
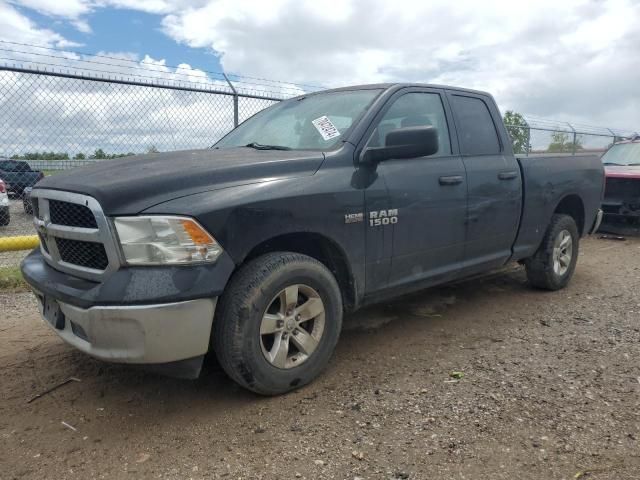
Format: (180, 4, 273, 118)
(0, 235, 40, 252)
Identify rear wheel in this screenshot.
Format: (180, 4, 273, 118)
(213, 252, 343, 395)
(525, 214, 579, 290)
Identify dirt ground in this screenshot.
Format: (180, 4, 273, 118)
(1, 236, 639, 480)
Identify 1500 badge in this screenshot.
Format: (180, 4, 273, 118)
(369, 209, 398, 226)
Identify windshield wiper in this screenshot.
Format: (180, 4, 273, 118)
(628, 163, 640, 166)
(603, 162, 623, 166)
(244, 142, 292, 151)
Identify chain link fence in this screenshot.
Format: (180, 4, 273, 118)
(504, 116, 638, 156)
(1, 65, 639, 273)
(0, 66, 288, 270)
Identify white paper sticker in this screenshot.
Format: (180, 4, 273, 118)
(312, 116, 341, 141)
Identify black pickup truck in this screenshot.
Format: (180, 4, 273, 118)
(21, 84, 604, 395)
(0, 159, 44, 196)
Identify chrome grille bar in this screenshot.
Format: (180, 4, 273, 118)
(30, 189, 120, 281)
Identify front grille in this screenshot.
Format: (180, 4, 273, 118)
(49, 200, 97, 228)
(56, 238, 109, 270)
(31, 189, 116, 280)
(32, 198, 40, 219)
(38, 232, 49, 253)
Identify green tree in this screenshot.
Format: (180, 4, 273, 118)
(74, 153, 86, 160)
(547, 132, 584, 153)
(146, 145, 159, 154)
(503, 111, 530, 154)
(91, 148, 107, 159)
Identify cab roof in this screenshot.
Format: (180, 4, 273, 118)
(306, 83, 492, 98)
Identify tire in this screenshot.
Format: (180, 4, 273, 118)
(213, 252, 343, 395)
(0, 207, 10, 226)
(524, 214, 579, 291)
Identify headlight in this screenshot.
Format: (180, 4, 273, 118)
(113, 216, 223, 265)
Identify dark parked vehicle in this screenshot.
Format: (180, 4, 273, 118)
(601, 136, 640, 221)
(0, 159, 44, 197)
(21, 84, 604, 394)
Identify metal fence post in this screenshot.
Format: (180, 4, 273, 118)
(223, 73, 239, 128)
(568, 122, 577, 155)
(526, 126, 531, 156)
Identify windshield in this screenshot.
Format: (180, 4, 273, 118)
(214, 89, 382, 151)
(601, 142, 640, 166)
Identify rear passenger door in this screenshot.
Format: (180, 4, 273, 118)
(363, 88, 467, 291)
(447, 92, 522, 273)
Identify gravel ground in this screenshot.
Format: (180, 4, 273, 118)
(0, 199, 33, 268)
(1, 236, 639, 480)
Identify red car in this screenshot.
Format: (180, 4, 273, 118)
(601, 135, 640, 221)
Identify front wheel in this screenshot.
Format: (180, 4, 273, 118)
(524, 214, 579, 290)
(213, 252, 343, 395)
(0, 207, 10, 226)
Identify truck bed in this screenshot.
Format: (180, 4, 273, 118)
(512, 154, 604, 260)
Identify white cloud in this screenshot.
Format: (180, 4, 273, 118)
(71, 18, 92, 33)
(0, 1, 72, 47)
(158, 0, 640, 129)
(5, 0, 640, 130)
(11, 0, 91, 18)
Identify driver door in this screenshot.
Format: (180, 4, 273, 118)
(364, 89, 467, 291)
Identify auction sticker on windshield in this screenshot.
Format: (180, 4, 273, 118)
(312, 116, 341, 141)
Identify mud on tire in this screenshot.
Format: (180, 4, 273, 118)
(213, 252, 343, 395)
(525, 214, 579, 291)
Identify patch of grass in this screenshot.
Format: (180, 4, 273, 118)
(0, 266, 29, 291)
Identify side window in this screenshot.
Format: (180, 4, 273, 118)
(368, 92, 452, 156)
(450, 95, 501, 155)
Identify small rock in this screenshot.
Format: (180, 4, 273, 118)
(352, 450, 364, 461)
(135, 453, 151, 464)
(314, 460, 325, 466)
(295, 473, 302, 478)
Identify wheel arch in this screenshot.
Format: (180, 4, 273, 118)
(554, 194, 586, 236)
(242, 232, 358, 311)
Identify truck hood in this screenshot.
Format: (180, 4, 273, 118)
(35, 148, 325, 214)
(605, 165, 640, 180)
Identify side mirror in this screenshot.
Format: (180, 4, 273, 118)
(362, 126, 439, 164)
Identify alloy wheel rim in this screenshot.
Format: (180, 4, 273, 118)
(552, 229, 573, 276)
(259, 284, 325, 369)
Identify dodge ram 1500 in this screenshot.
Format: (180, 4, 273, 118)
(21, 84, 604, 394)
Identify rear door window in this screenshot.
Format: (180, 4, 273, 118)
(450, 95, 501, 155)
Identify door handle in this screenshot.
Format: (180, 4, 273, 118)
(439, 175, 463, 186)
(498, 171, 518, 180)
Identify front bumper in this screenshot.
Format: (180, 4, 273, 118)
(34, 292, 216, 366)
(21, 248, 235, 378)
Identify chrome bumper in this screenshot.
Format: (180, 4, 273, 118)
(590, 208, 604, 235)
(36, 295, 217, 364)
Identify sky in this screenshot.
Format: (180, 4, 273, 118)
(0, 0, 639, 154)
